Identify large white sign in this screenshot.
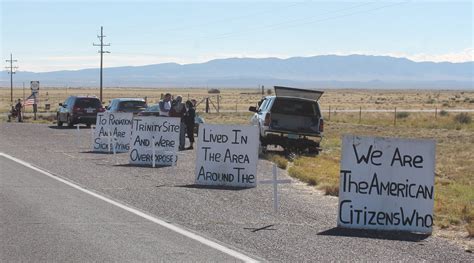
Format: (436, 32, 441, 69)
(338, 135, 436, 234)
(92, 112, 133, 153)
(129, 116, 180, 166)
(195, 124, 259, 188)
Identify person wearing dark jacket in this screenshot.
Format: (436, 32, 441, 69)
(184, 100, 196, 150)
(15, 99, 23, 122)
(170, 96, 187, 150)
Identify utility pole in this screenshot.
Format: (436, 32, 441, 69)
(93, 26, 110, 103)
(5, 53, 18, 103)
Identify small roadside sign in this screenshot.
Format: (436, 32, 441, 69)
(31, 81, 40, 94)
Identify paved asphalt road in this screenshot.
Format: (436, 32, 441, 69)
(0, 155, 254, 262)
(0, 123, 472, 262)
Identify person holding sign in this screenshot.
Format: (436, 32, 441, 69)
(184, 100, 196, 150)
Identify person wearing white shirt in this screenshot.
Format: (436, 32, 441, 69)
(159, 93, 172, 116)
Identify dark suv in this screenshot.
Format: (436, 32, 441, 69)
(57, 96, 104, 127)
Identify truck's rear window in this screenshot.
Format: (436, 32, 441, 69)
(118, 101, 147, 111)
(76, 98, 101, 108)
(271, 98, 319, 117)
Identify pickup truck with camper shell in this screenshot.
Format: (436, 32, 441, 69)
(249, 86, 324, 154)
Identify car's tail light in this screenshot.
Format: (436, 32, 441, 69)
(319, 119, 324, 132)
(73, 106, 81, 112)
(264, 112, 271, 126)
(98, 107, 105, 112)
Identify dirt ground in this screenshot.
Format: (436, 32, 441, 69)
(1, 87, 474, 113)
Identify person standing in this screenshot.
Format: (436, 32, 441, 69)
(15, 99, 23, 122)
(159, 93, 172, 116)
(184, 100, 196, 150)
(170, 95, 187, 150)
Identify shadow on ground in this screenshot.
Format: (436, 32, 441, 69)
(49, 125, 92, 130)
(113, 163, 170, 169)
(318, 227, 430, 242)
(80, 151, 115, 154)
(175, 184, 250, 191)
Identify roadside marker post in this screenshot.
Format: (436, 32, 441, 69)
(107, 129, 112, 154)
(152, 136, 156, 168)
(76, 125, 80, 148)
(171, 150, 181, 174)
(260, 163, 292, 213)
(112, 136, 117, 155)
(112, 135, 118, 165)
(90, 125, 94, 147)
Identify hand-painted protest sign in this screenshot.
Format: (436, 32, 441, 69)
(92, 112, 133, 153)
(129, 116, 180, 166)
(195, 124, 259, 188)
(338, 135, 436, 234)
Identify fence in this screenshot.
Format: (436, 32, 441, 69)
(0, 88, 264, 114)
(2, 88, 473, 127)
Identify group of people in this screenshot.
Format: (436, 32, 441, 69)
(158, 93, 196, 150)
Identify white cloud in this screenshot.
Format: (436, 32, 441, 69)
(329, 48, 474, 63)
(405, 48, 473, 63)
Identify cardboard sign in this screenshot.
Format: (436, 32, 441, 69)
(338, 135, 436, 234)
(129, 116, 180, 166)
(195, 124, 259, 188)
(92, 112, 133, 153)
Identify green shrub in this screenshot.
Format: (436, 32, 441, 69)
(439, 110, 449, 116)
(272, 155, 288, 169)
(207, 88, 220, 94)
(396, 112, 410, 119)
(454, 113, 472, 124)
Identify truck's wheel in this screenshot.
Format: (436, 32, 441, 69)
(258, 145, 268, 156)
(67, 116, 74, 127)
(308, 148, 319, 155)
(57, 114, 63, 127)
(284, 150, 297, 161)
(308, 147, 319, 155)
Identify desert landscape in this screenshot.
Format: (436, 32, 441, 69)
(1, 86, 472, 249)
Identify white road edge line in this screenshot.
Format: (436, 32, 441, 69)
(0, 152, 259, 263)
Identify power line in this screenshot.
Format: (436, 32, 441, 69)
(115, 1, 307, 46)
(93, 26, 111, 102)
(130, 1, 408, 47)
(209, 1, 409, 41)
(5, 53, 18, 103)
(157, 2, 305, 33)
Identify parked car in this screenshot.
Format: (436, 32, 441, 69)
(138, 104, 205, 134)
(137, 104, 160, 116)
(249, 86, 324, 154)
(106, 98, 147, 114)
(57, 96, 104, 127)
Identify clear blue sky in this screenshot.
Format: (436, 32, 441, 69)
(1, 0, 472, 72)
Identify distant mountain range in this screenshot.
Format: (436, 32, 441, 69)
(1, 55, 473, 89)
